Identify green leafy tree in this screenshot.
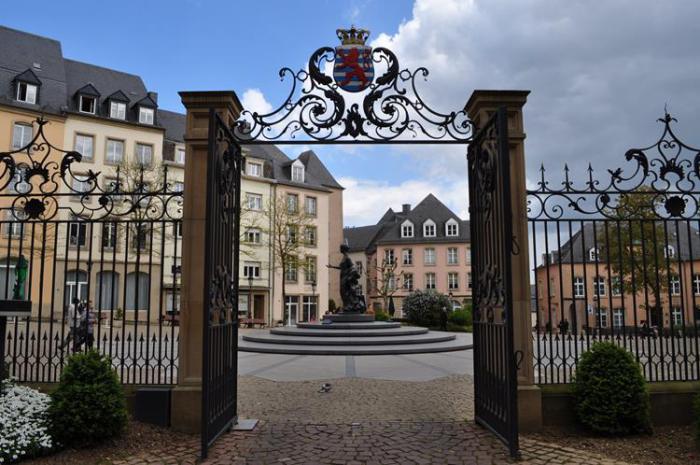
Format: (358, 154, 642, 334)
(402, 290, 452, 327)
(598, 187, 668, 324)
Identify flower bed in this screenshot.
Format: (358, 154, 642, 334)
(0, 381, 53, 463)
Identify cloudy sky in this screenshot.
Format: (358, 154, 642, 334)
(7, 0, 700, 226)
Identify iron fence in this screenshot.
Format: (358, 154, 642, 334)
(1, 117, 182, 384)
(529, 113, 700, 383)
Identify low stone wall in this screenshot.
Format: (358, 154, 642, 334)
(541, 381, 700, 426)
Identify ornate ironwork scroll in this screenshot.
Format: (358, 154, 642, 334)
(201, 111, 242, 458)
(233, 29, 474, 144)
(468, 107, 519, 457)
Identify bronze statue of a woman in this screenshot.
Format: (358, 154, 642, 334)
(327, 244, 366, 313)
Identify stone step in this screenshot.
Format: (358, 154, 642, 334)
(238, 338, 473, 356)
(296, 322, 401, 330)
(270, 326, 428, 338)
(242, 332, 455, 346)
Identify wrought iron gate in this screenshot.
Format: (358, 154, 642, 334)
(201, 111, 242, 458)
(468, 107, 519, 457)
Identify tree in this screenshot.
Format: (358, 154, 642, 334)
(373, 254, 403, 312)
(598, 187, 668, 326)
(402, 290, 452, 327)
(265, 192, 315, 322)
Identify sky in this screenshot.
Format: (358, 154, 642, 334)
(5, 0, 700, 226)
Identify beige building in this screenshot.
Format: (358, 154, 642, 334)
(344, 194, 472, 316)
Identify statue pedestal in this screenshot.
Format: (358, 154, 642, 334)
(326, 313, 375, 323)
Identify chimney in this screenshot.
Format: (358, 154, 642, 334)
(402, 204, 411, 213)
(147, 91, 158, 104)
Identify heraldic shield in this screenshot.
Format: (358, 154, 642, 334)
(333, 26, 374, 92)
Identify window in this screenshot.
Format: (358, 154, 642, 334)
(243, 262, 261, 279)
(71, 177, 91, 200)
(403, 273, 413, 291)
(246, 193, 262, 211)
(139, 107, 155, 125)
(672, 307, 683, 326)
(387, 275, 396, 291)
(613, 308, 624, 328)
(305, 256, 317, 283)
(175, 148, 186, 165)
(172, 182, 184, 193)
(238, 294, 249, 319)
(304, 226, 317, 246)
(285, 258, 297, 282)
(286, 225, 298, 244)
(425, 272, 436, 290)
(588, 248, 599, 262)
(64, 270, 88, 306)
(665, 245, 676, 259)
(165, 290, 180, 314)
(246, 228, 261, 244)
(448, 272, 459, 290)
(135, 143, 153, 166)
(102, 222, 117, 249)
(596, 308, 608, 328)
(12, 123, 32, 150)
(131, 223, 149, 250)
(247, 161, 262, 176)
(110, 101, 126, 120)
(79, 95, 96, 114)
(291, 161, 304, 182)
(74, 134, 94, 161)
(671, 275, 681, 296)
(285, 295, 299, 325)
(106, 139, 124, 164)
(287, 193, 298, 213)
(16, 82, 37, 104)
(305, 196, 317, 216)
(424, 248, 436, 265)
(447, 247, 458, 265)
(96, 271, 120, 311)
(0, 258, 20, 299)
(402, 248, 413, 266)
(401, 221, 414, 238)
(384, 249, 395, 264)
(694, 274, 700, 296)
(68, 219, 87, 247)
(5, 210, 24, 238)
(446, 219, 458, 237)
(175, 221, 182, 238)
(9, 166, 30, 194)
(573, 276, 585, 298)
(467, 272, 472, 290)
(125, 272, 150, 310)
(302, 296, 318, 322)
(423, 220, 436, 237)
(593, 276, 606, 296)
(612, 276, 622, 296)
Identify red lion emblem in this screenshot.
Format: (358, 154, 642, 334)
(337, 48, 371, 87)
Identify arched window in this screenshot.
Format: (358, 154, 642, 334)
(64, 270, 88, 306)
(96, 271, 120, 311)
(126, 272, 150, 310)
(401, 220, 414, 238)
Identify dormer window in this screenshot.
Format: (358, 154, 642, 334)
(139, 107, 154, 125)
(446, 219, 459, 237)
(291, 160, 305, 183)
(665, 245, 676, 259)
(79, 95, 96, 114)
(247, 161, 262, 177)
(175, 148, 186, 165)
(588, 247, 599, 262)
(401, 220, 414, 238)
(423, 219, 436, 237)
(110, 101, 126, 120)
(16, 82, 37, 104)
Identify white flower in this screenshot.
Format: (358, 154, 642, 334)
(0, 380, 53, 463)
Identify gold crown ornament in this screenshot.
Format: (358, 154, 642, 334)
(336, 26, 370, 45)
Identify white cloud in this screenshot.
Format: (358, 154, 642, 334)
(340, 176, 468, 227)
(241, 88, 273, 114)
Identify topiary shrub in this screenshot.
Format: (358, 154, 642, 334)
(574, 342, 651, 435)
(402, 290, 452, 327)
(374, 310, 390, 321)
(48, 350, 127, 448)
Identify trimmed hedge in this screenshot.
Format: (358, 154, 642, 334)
(48, 350, 127, 448)
(574, 342, 651, 435)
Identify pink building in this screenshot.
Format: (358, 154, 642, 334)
(344, 194, 471, 316)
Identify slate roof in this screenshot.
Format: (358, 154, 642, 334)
(344, 194, 470, 252)
(545, 222, 700, 265)
(157, 109, 186, 143)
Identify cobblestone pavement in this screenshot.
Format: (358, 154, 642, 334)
(110, 374, 634, 465)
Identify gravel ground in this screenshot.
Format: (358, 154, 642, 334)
(524, 425, 700, 465)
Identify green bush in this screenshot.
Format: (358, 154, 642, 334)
(374, 310, 390, 321)
(449, 308, 471, 327)
(328, 299, 337, 313)
(48, 350, 127, 448)
(402, 290, 452, 327)
(574, 342, 651, 435)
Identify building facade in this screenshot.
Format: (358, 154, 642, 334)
(344, 194, 472, 316)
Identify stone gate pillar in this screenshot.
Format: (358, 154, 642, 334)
(171, 91, 242, 433)
(465, 90, 542, 432)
